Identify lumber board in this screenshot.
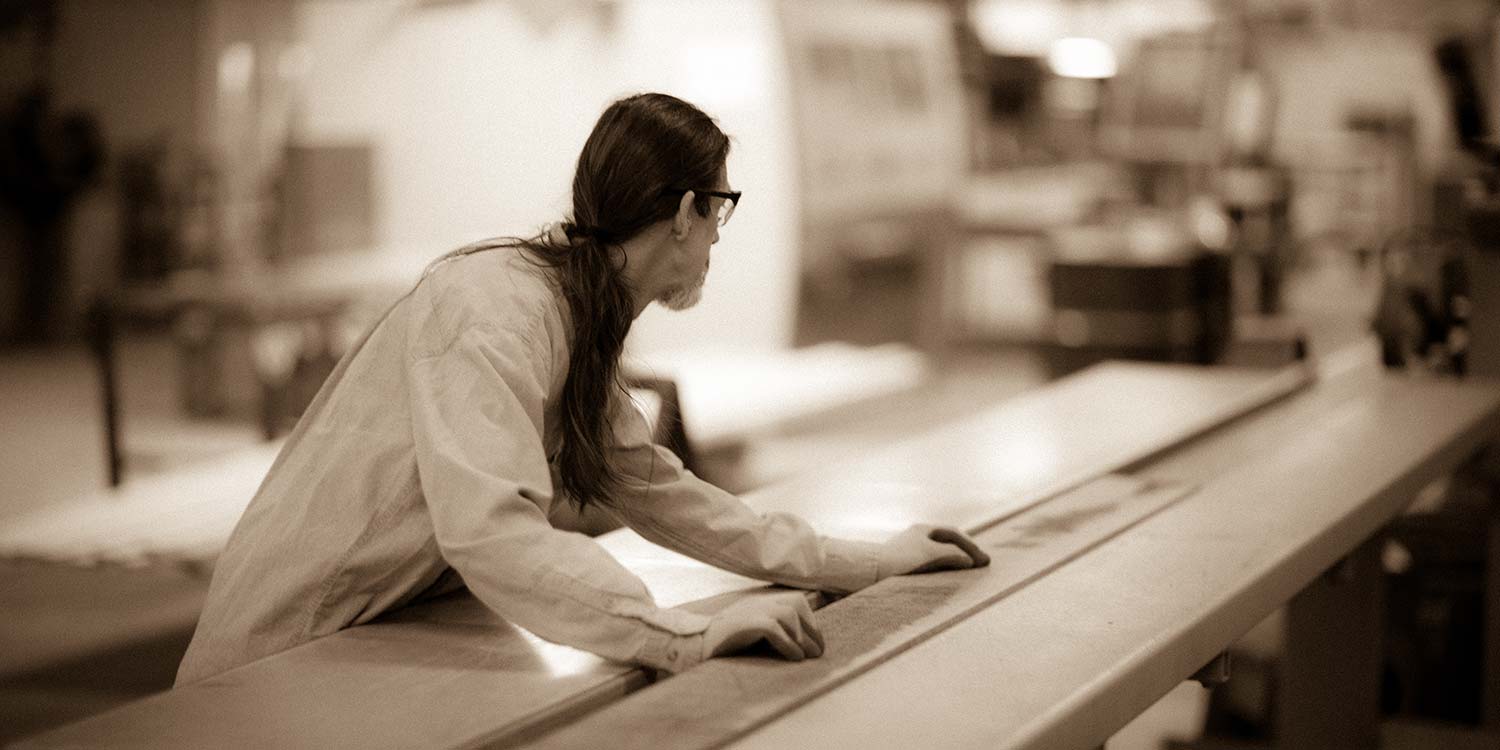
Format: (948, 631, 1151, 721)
(12, 363, 1305, 749)
(7, 538, 769, 750)
(726, 371, 1500, 750)
(744, 361, 1309, 539)
(526, 474, 1197, 750)
(0, 563, 208, 678)
(9, 591, 628, 750)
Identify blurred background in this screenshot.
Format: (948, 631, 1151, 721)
(2, 0, 1499, 746)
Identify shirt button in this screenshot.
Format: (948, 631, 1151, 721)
(667, 647, 679, 661)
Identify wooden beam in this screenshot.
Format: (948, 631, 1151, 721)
(743, 361, 1310, 540)
(713, 372, 1500, 750)
(525, 474, 1196, 750)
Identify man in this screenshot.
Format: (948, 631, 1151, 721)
(177, 93, 987, 685)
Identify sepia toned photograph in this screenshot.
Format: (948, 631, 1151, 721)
(2, 1, 1500, 748)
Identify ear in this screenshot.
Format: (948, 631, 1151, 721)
(672, 190, 696, 240)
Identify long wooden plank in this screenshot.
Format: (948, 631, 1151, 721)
(12, 363, 1304, 749)
(0, 563, 207, 678)
(524, 474, 1197, 750)
(726, 373, 1500, 750)
(746, 362, 1310, 540)
(7, 542, 770, 750)
(481, 362, 1302, 746)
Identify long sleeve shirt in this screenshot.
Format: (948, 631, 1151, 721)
(175, 246, 881, 686)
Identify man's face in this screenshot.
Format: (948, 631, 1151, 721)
(656, 173, 729, 311)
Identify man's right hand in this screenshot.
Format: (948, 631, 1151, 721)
(702, 591, 825, 662)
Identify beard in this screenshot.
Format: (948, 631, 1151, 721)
(657, 284, 702, 311)
(657, 262, 709, 311)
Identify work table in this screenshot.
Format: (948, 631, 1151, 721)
(18, 357, 1499, 750)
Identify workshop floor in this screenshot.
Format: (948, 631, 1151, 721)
(0, 335, 244, 740)
(0, 246, 1380, 745)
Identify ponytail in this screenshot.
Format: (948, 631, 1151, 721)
(541, 227, 634, 508)
(510, 92, 728, 508)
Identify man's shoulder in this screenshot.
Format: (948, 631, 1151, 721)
(408, 244, 564, 355)
(425, 243, 555, 295)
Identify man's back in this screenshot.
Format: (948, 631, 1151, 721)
(176, 249, 569, 685)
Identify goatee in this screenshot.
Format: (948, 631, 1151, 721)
(658, 263, 709, 311)
(658, 282, 703, 311)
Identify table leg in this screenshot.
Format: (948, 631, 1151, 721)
(88, 299, 123, 487)
(1484, 506, 1500, 728)
(1277, 537, 1385, 750)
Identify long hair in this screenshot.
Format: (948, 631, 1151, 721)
(490, 93, 728, 508)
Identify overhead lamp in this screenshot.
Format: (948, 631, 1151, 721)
(1047, 37, 1117, 79)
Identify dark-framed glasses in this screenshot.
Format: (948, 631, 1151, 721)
(667, 188, 741, 227)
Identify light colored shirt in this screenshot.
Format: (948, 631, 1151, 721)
(175, 246, 881, 685)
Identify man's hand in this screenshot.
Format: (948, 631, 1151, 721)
(878, 524, 991, 578)
(702, 591, 825, 661)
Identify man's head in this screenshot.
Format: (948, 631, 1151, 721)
(570, 93, 736, 311)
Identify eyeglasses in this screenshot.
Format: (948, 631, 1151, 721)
(666, 188, 741, 227)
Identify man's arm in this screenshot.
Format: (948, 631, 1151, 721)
(408, 321, 714, 672)
(602, 394, 988, 594)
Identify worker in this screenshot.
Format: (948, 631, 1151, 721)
(175, 93, 989, 686)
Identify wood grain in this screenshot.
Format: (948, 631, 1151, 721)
(11, 363, 1307, 749)
(743, 362, 1310, 540)
(727, 371, 1500, 750)
(526, 475, 1197, 750)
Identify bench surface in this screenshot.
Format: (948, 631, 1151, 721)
(18, 362, 1370, 750)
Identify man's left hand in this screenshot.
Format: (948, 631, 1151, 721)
(877, 524, 990, 578)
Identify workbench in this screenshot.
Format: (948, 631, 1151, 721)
(17, 354, 1500, 750)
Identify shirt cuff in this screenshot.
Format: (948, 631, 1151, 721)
(638, 629, 708, 673)
(819, 537, 883, 594)
(638, 606, 712, 636)
(636, 607, 711, 673)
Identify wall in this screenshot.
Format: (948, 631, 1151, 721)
(1263, 29, 1454, 174)
(968, 0, 1216, 62)
(1259, 28, 1457, 241)
(52, 0, 201, 152)
(4, 0, 203, 339)
(290, 0, 802, 355)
